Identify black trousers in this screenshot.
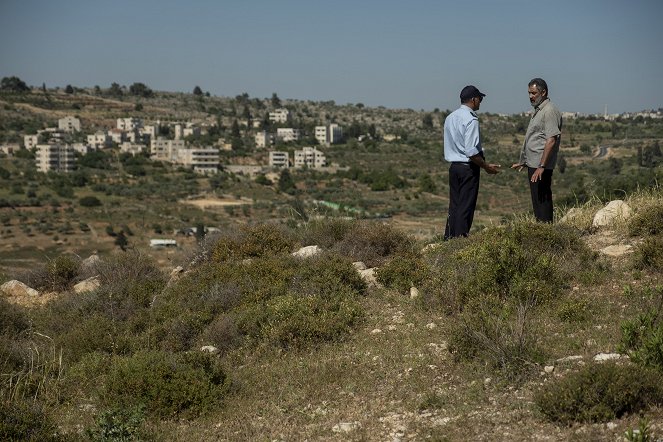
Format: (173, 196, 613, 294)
(444, 162, 480, 240)
(527, 167, 554, 223)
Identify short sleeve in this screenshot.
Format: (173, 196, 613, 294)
(543, 108, 562, 139)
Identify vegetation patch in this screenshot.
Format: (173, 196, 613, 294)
(619, 285, 663, 370)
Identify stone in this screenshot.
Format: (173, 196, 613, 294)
(593, 353, 623, 362)
(421, 243, 443, 253)
(544, 365, 555, 373)
(556, 355, 583, 363)
(73, 276, 100, 294)
(425, 322, 436, 330)
(332, 421, 361, 433)
(559, 207, 583, 224)
(599, 244, 633, 257)
(592, 200, 632, 227)
(410, 286, 419, 299)
(358, 268, 382, 288)
(166, 266, 186, 287)
(81, 254, 100, 271)
(1, 280, 39, 298)
(352, 261, 367, 271)
(371, 328, 383, 334)
(292, 245, 321, 258)
(201, 345, 219, 354)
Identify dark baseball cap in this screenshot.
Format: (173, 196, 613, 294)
(460, 85, 486, 102)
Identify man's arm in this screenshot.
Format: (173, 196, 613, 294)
(470, 154, 501, 174)
(530, 135, 559, 182)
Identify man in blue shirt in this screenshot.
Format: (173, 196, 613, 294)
(443, 85, 500, 240)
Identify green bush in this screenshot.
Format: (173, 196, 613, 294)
(632, 236, 663, 270)
(0, 399, 62, 441)
(79, 195, 102, 207)
(332, 221, 414, 267)
(619, 286, 663, 370)
(628, 204, 663, 236)
(211, 223, 295, 262)
(86, 405, 146, 442)
(103, 351, 228, 418)
(535, 362, 663, 424)
(376, 253, 430, 293)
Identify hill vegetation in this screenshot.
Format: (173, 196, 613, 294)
(1, 81, 663, 440)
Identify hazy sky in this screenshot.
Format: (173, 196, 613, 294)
(1, 0, 661, 114)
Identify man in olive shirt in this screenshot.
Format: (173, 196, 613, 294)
(511, 78, 562, 222)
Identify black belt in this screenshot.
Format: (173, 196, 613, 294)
(451, 162, 471, 166)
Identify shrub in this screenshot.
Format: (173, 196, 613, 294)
(200, 315, 242, 354)
(376, 253, 430, 293)
(103, 351, 228, 418)
(632, 236, 663, 270)
(619, 285, 663, 370)
(535, 362, 663, 424)
(86, 405, 146, 442)
(211, 223, 295, 262)
(79, 195, 102, 207)
(296, 218, 354, 249)
(0, 399, 62, 441)
(628, 203, 663, 236)
(332, 221, 414, 267)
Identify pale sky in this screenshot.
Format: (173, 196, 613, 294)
(1, 0, 661, 114)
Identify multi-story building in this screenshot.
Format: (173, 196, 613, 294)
(150, 138, 186, 161)
(24, 134, 39, 149)
(255, 131, 273, 148)
(315, 124, 343, 145)
(120, 142, 146, 156)
(35, 144, 75, 173)
(58, 116, 81, 133)
(0, 144, 20, 155)
(108, 129, 125, 144)
(87, 132, 112, 149)
(276, 128, 300, 142)
(269, 151, 289, 168)
(71, 143, 92, 155)
(294, 147, 326, 168)
(269, 108, 291, 123)
(117, 117, 143, 131)
(176, 147, 219, 174)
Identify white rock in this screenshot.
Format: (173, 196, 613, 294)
(292, 245, 322, 258)
(425, 322, 437, 330)
(81, 254, 100, 270)
(544, 365, 555, 373)
(484, 377, 492, 385)
(421, 243, 443, 253)
(352, 261, 367, 271)
(410, 286, 419, 299)
(593, 353, 622, 362)
(73, 276, 100, 294)
(599, 244, 633, 257)
(1, 280, 39, 298)
(592, 200, 632, 227)
(332, 421, 361, 433)
(359, 268, 382, 288)
(606, 422, 618, 430)
(556, 355, 583, 363)
(201, 345, 219, 354)
(559, 207, 583, 224)
(370, 328, 383, 334)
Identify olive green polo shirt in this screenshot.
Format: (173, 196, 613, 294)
(519, 98, 562, 169)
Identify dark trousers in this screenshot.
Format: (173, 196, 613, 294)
(527, 167, 554, 223)
(444, 162, 480, 240)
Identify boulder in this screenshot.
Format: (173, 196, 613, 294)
(352, 261, 367, 271)
(599, 244, 633, 257)
(1, 280, 39, 298)
(559, 207, 583, 224)
(358, 268, 382, 289)
(81, 254, 100, 271)
(292, 245, 322, 258)
(592, 200, 632, 227)
(73, 276, 101, 294)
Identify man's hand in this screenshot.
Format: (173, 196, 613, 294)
(511, 163, 525, 172)
(484, 164, 501, 174)
(530, 167, 544, 183)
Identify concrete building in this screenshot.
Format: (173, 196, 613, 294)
(58, 116, 81, 133)
(294, 147, 326, 168)
(0, 144, 20, 155)
(71, 143, 93, 154)
(269, 108, 291, 123)
(176, 147, 219, 174)
(35, 144, 75, 173)
(117, 117, 143, 131)
(24, 134, 39, 149)
(87, 132, 112, 149)
(255, 131, 273, 148)
(276, 128, 300, 142)
(120, 142, 146, 156)
(269, 151, 290, 168)
(150, 138, 185, 161)
(108, 129, 125, 144)
(315, 124, 343, 146)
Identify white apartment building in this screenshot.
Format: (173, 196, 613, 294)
(183, 126, 201, 138)
(150, 138, 186, 161)
(35, 144, 75, 173)
(108, 129, 125, 144)
(255, 131, 273, 148)
(315, 124, 343, 146)
(0, 144, 20, 155)
(294, 147, 326, 168)
(58, 116, 81, 133)
(120, 142, 146, 156)
(24, 134, 39, 149)
(71, 143, 92, 155)
(140, 125, 158, 139)
(269, 151, 289, 168)
(117, 117, 143, 131)
(269, 108, 291, 123)
(276, 128, 300, 142)
(87, 132, 112, 149)
(176, 147, 219, 174)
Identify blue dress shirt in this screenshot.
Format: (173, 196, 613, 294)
(443, 105, 482, 163)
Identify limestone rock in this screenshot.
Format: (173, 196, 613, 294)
(332, 421, 361, 433)
(593, 353, 624, 362)
(1, 280, 39, 298)
(599, 244, 633, 257)
(81, 254, 100, 271)
(201, 345, 219, 354)
(410, 286, 420, 299)
(73, 276, 100, 294)
(592, 200, 632, 227)
(358, 268, 382, 288)
(292, 245, 322, 258)
(167, 266, 186, 287)
(559, 207, 583, 224)
(352, 261, 367, 271)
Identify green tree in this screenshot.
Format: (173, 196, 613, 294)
(65, 84, 74, 94)
(418, 173, 437, 192)
(0, 76, 29, 92)
(193, 86, 203, 96)
(109, 82, 123, 97)
(271, 92, 281, 108)
(422, 114, 434, 130)
(129, 82, 153, 98)
(115, 230, 128, 251)
(278, 168, 296, 194)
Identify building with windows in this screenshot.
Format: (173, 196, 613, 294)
(117, 117, 143, 131)
(269, 108, 291, 123)
(276, 128, 300, 142)
(87, 132, 111, 149)
(58, 116, 81, 133)
(120, 142, 146, 156)
(315, 124, 343, 146)
(294, 147, 326, 168)
(255, 131, 273, 148)
(175, 147, 219, 174)
(24, 134, 39, 149)
(150, 138, 186, 161)
(269, 151, 289, 168)
(35, 144, 75, 173)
